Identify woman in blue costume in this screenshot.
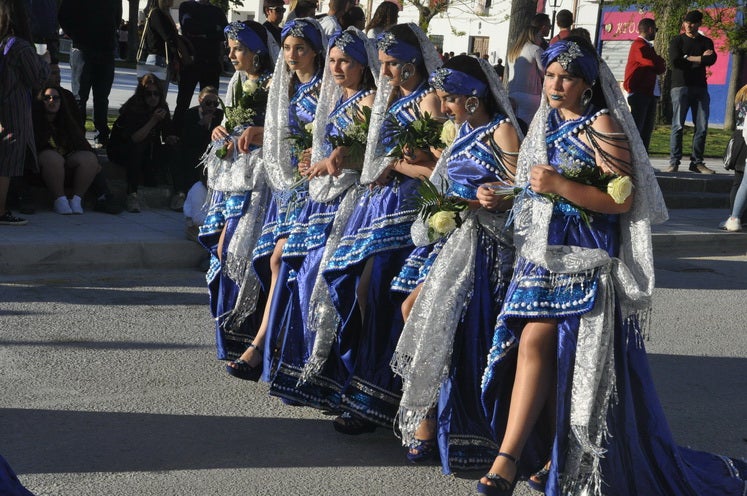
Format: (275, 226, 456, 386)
(321, 23, 444, 434)
(199, 21, 278, 367)
(233, 18, 326, 384)
(391, 55, 521, 472)
(267, 27, 379, 408)
(477, 37, 747, 496)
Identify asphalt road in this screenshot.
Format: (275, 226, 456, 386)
(0, 255, 745, 495)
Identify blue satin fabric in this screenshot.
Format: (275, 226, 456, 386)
(481, 108, 747, 494)
(320, 83, 434, 426)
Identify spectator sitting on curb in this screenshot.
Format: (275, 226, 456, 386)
(107, 73, 178, 213)
(173, 86, 223, 211)
(32, 85, 100, 214)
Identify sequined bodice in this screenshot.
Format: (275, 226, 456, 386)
(380, 81, 433, 154)
(289, 70, 322, 133)
(546, 106, 608, 174)
(323, 89, 374, 156)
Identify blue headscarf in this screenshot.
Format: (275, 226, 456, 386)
(429, 66, 487, 98)
(225, 21, 269, 55)
(541, 39, 599, 85)
(329, 30, 368, 67)
(281, 18, 324, 54)
(376, 30, 422, 65)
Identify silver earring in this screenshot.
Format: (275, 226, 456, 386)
(581, 88, 593, 107)
(253, 54, 261, 71)
(401, 63, 414, 82)
(465, 97, 479, 115)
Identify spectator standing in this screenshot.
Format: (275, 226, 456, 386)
(506, 25, 544, 124)
(318, 0, 351, 38)
(530, 13, 551, 49)
(721, 84, 747, 231)
(364, 0, 398, 40)
(493, 57, 504, 80)
(262, 0, 284, 44)
(27, 0, 60, 65)
(32, 85, 101, 215)
(549, 9, 572, 45)
(173, 0, 227, 131)
(666, 10, 717, 174)
(624, 17, 665, 151)
(0, 0, 49, 226)
(58, 0, 120, 148)
(141, 0, 179, 94)
(118, 20, 128, 60)
(340, 5, 364, 30)
(288, 0, 318, 21)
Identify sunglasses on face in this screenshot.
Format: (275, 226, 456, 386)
(267, 6, 286, 12)
(43, 94, 61, 101)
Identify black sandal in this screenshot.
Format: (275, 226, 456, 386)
(332, 411, 377, 435)
(476, 452, 518, 496)
(225, 344, 263, 381)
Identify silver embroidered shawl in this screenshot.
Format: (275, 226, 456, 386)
(512, 60, 667, 495)
(391, 59, 524, 445)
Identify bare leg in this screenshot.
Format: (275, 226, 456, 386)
(480, 319, 557, 487)
(401, 283, 422, 322)
(229, 237, 287, 369)
(66, 151, 101, 197)
(39, 150, 66, 199)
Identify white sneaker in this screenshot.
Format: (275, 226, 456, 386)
(53, 196, 73, 215)
(69, 195, 84, 214)
(724, 217, 742, 232)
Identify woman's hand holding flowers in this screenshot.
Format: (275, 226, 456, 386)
(477, 184, 501, 211)
(211, 125, 229, 142)
(238, 126, 263, 153)
(529, 164, 563, 195)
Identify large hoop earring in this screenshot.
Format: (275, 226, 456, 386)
(581, 87, 593, 108)
(400, 63, 415, 82)
(464, 96, 480, 115)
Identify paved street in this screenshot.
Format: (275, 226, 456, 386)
(0, 258, 745, 495)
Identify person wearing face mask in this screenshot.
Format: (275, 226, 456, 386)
(197, 20, 278, 371)
(32, 85, 101, 215)
(391, 54, 521, 472)
(107, 73, 178, 213)
(319, 23, 444, 435)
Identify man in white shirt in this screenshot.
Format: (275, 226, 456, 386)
(318, 0, 352, 38)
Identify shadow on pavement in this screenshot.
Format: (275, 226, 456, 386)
(655, 258, 747, 290)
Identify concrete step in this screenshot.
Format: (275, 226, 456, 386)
(654, 171, 732, 209)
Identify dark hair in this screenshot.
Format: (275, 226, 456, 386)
(35, 85, 89, 151)
(442, 55, 499, 116)
(531, 13, 551, 28)
(638, 18, 655, 32)
(340, 6, 365, 30)
(37, 85, 80, 132)
(243, 20, 274, 73)
(294, 0, 318, 18)
(0, 0, 32, 41)
(568, 27, 591, 44)
(330, 0, 350, 14)
(365, 1, 398, 32)
(121, 72, 170, 115)
(556, 9, 573, 29)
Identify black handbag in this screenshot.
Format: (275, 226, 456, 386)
(724, 129, 747, 171)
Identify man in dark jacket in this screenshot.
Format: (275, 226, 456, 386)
(173, 0, 228, 131)
(624, 17, 665, 151)
(58, 0, 121, 147)
(666, 10, 717, 174)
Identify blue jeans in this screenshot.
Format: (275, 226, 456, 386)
(731, 171, 747, 220)
(77, 49, 116, 140)
(669, 86, 710, 166)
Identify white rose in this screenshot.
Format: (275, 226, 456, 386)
(440, 119, 457, 146)
(242, 79, 258, 94)
(428, 210, 458, 235)
(607, 175, 633, 204)
(305, 122, 314, 134)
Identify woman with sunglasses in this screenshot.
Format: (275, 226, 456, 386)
(107, 73, 178, 213)
(32, 85, 101, 214)
(197, 21, 278, 370)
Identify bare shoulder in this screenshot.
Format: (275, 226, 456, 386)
(591, 112, 624, 135)
(420, 91, 442, 115)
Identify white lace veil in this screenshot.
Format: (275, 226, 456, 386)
(262, 17, 327, 192)
(392, 57, 523, 445)
(308, 26, 380, 203)
(359, 23, 443, 185)
(512, 55, 668, 495)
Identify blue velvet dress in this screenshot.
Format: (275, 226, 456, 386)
(254, 71, 321, 384)
(421, 115, 517, 474)
(322, 81, 433, 427)
(198, 71, 271, 360)
(481, 106, 747, 495)
(268, 89, 373, 408)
